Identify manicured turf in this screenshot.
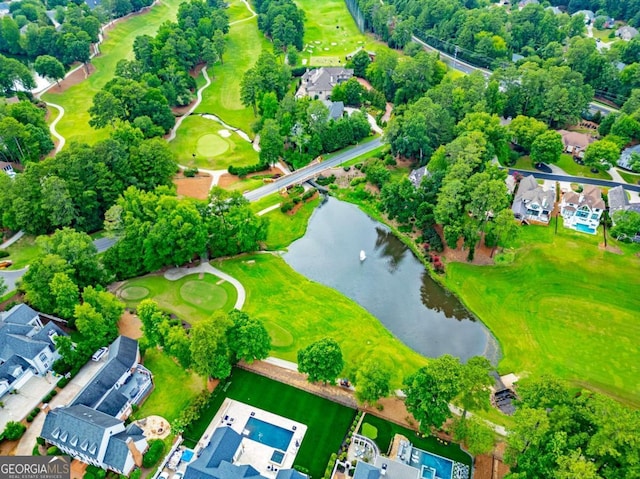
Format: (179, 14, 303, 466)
(616, 168, 640, 185)
(225, 176, 265, 192)
(263, 197, 320, 250)
(195, 9, 269, 134)
(250, 192, 284, 214)
(360, 414, 472, 469)
(443, 225, 640, 406)
(119, 273, 237, 323)
(42, 0, 182, 145)
(295, 0, 385, 66)
(2, 235, 41, 270)
(555, 154, 613, 180)
(183, 368, 356, 479)
(169, 115, 259, 169)
(214, 254, 428, 388)
(134, 348, 206, 423)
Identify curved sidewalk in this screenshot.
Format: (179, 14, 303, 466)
(164, 262, 245, 310)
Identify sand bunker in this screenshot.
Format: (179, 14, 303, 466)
(218, 129, 231, 138)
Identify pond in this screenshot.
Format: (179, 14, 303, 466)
(282, 197, 499, 363)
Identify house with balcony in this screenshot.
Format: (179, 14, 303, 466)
(0, 304, 66, 398)
(560, 186, 604, 234)
(295, 67, 353, 101)
(511, 175, 555, 224)
(557, 130, 595, 160)
(41, 336, 153, 476)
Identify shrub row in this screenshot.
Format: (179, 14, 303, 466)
(301, 188, 317, 201)
(42, 390, 57, 403)
(228, 162, 268, 177)
(26, 407, 41, 422)
(57, 377, 70, 388)
(316, 175, 336, 186)
(142, 439, 165, 468)
(183, 167, 199, 177)
(0, 250, 9, 258)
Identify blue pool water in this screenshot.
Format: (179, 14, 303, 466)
(420, 451, 453, 479)
(574, 223, 596, 234)
(271, 450, 285, 464)
(244, 417, 294, 451)
(421, 466, 436, 479)
(181, 450, 194, 463)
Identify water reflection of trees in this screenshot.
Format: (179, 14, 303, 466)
(374, 227, 408, 272)
(420, 271, 475, 321)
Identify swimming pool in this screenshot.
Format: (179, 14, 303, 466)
(573, 223, 596, 234)
(243, 417, 294, 451)
(421, 466, 436, 479)
(271, 450, 285, 465)
(181, 449, 194, 463)
(420, 451, 453, 479)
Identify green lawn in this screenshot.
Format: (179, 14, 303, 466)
(295, 0, 385, 66)
(133, 348, 206, 422)
(512, 154, 612, 180)
(169, 115, 259, 169)
(119, 273, 238, 323)
(616, 168, 640, 185)
(360, 414, 472, 470)
(592, 28, 617, 42)
(2, 235, 41, 270)
(250, 192, 284, 214)
(195, 10, 269, 134)
(341, 145, 386, 167)
(443, 225, 640, 406)
(556, 154, 612, 180)
(183, 368, 355, 479)
(214, 253, 428, 388)
(225, 176, 266, 192)
(263, 197, 319, 250)
(42, 0, 182, 145)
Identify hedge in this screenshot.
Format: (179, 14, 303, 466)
(228, 162, 268, 177)
(142, 440, 165, 468)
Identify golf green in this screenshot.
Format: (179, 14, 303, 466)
(196, 133, 229, 157)
(120, 286, 150, 301)
(180, 280, 228, 309)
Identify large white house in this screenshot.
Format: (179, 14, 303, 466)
(0, 304, 66, 398)
(511, 175, 556, 224)
(295, 67, 353, 101)
(41, 336, 153, 476)
(560, 186, 604, 234)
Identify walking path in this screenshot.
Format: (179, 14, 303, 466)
(164, 262, 245, 309)
(0, 230, 24, 249)
(167, 66, 212, 142)
(257, 203, 282, 216)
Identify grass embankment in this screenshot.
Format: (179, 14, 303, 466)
(195, 6, 269, 134)
(616, 168, 640, 185)
(214, 253, 428, 388)
(183, 368, 355, 479)
(119, 273, 238, 323)
(2, 236, 40, 270)
(263, 197, 320, 250)
(443, 226, 640, 406)
(168, 115, 259, 169)
(250, 192, 283, 214)
(41, 0, 182, 145)
(134, 348, 206, 422)
(295, 0, 384, 66)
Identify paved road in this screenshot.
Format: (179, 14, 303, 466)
(508, 168, 640, 193)
(410, 35, 618, 116)
(0, 267, 28, 292)
(244, 138, 384, 201)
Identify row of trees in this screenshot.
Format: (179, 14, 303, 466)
(89, 0, 229, 135)
(255, 0, 304, 54)
(140, 300, 271, 379)
(0, 124, 177, 235)
(103, 186, 267, 280)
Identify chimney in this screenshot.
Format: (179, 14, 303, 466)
(126, 437, 143, 467)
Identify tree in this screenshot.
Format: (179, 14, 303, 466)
(212, 29, 226, 64)
(354, 358, 392, 406)
(458, 356, 493, 417)
(259, 119, 283, 166)
(611, 210, 640, 241)
(137, 299, 166, 348)
(165, 325, 191, 369)
(583, 140, 620, 172)
(403, 355, 462, 432)
(348, 49, 371, 77)
(1, 421, 26, 441)
(74, 302, 117, 350)
(226, 310, 271, 364)
(49, 272, 79, 319)
(452, 416, 495, 456)
(22, 254, 74, 313)
(240, 69, 260, 116)
(0, 54, 34, 94)
(41, 176, 77, 228)
(297, 337, 344, 384)
(34, 55, 66, 86)
(530, 130, 563, 166)
(190, 313, 232, 379)
(509, 115, 548, 153)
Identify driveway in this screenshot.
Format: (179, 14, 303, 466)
(0, 267, 28, 293)
(0, 373, 56, 432)
(15, 357, 105, 455)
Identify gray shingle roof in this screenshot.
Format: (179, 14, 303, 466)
(301, 68, 353, 93)
(276, 470, 308, 479)
(103, 433, 131, 472)
(608, 186, 628, 215)
(1, 303, 39, 325)
(0, 334, 50, 362)
(72, 336, 138, 409)
(41, 405, 121, 461)
(96, 389, 129, 417)
(0, 355, 31, 382)
(32, 322, 65, 347)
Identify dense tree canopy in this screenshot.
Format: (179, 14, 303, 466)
(297, 338, 344, 384)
